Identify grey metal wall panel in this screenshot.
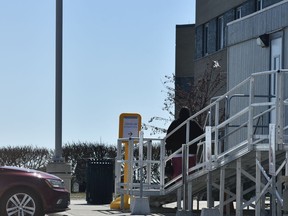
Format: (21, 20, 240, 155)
(228, 40, 270, 90)
(227, 39, 271, 148)
(227, 1, 288, 46)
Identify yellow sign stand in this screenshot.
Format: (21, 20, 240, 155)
(110, 113, 141, 210)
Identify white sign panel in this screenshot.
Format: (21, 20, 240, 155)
(123, 116, 139, 138)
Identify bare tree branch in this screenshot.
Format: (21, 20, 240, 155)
(144, 59, 226, 135)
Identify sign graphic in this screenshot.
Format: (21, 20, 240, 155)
(119, 113, 141, 138)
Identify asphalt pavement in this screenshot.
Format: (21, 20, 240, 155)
(47, 199, 257, 216)
(47, 199, 178, 216)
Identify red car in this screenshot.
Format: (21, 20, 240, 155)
(0, 166, 70, 216)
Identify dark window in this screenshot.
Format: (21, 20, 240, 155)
(195, 26, 203, 59)
(256, 0, 263, 10)
(236, 6, 242, 19)
(203, 23, 209, 55)
(217, 17, 224, 50)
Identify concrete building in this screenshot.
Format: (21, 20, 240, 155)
(174, 24, 195, 113)
(175, 0, 285, 117)
(194, 0, 283, 78)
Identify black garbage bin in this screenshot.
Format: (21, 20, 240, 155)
(86, 159, 114, 204)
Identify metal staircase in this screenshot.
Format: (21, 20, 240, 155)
(113, 69, 288, 216)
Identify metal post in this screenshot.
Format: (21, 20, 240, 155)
(115, 140, 122, 196)
(214, 101, 219, 155)
(139, 132, 144, 198)
(188, 182, 193, 211)
(182, 144, 188, 210)
(276, 176, 282, 216)
(255, 152, 261, 216)
(206, 126, 213, 209)
(128, 138, 134, 194)
(47, 2, 71, 193)
(130, 132, 150, 215)
(205, 126, 212, 170)
(186, 121, 190, 144)
(269, 124, 276, 216)
(219, 167, 225, 215)
(177, 188, 182, 210)
(236, 158, 242, 216)
(247, 77, 255, 149)
(286, 152, 288, 176)
(283, 175, 288, 216)
(284, 152, 288, 216)
(269, 124, 276, 176)
(160, 139, 165, 190)
(207, 172, 213, 208)
(275, 70, 284, 149)
(271, 175, 276, 216)
(54, 0, 63, 162)
(147, 140, 152, 186)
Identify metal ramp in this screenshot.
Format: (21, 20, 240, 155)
(113, 69, 288, 216)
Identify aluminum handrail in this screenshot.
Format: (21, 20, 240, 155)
(114, 69, 288, 208)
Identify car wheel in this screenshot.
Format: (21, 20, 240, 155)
(0, 188, 44, 216)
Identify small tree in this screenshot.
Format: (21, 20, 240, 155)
(144, 59, 226, 134)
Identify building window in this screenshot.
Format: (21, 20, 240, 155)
(257, 0, 263, 10)
(203, 23, 209, 55)
(236, 6, 242, 19)
(217, 16, 224, 50)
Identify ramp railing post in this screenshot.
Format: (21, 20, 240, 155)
(182, 143, 188, 210)
(147, 140, 152, 186)
(128, 138, 134, 194)
(207, 172, 213, 209)
(205, 126, 213, 209)
(214, 101, 219, 155)
(177, 187, 182, 210)
(269, 124, 277, 216)
(276, 176, 282, 216)
(115, 139, 122, 197)
(247, 77, 255, 149)
(269, 124, 276, 176)
(188, 181, 193, 211)
(255, 151, 261, 216)
(283, 175, 288, 216)
(219, 167, 225, 215)
(236, 158, 242, 216)
(275, 70, 284, 149)
(160, 139, 165, 191)
(139, 132, 144, 198)
(130, 131, 151, 215)
(205, 126, 212, 170)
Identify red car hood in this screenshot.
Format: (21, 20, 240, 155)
(0, 166, 61, 179)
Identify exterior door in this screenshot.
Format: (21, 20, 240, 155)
(270, 37, 282, 123)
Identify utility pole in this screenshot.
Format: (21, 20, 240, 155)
(47, 0, 72, 192)
(55, 0, 63, 162)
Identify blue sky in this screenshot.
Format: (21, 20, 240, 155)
(0, 0, 195, 149)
